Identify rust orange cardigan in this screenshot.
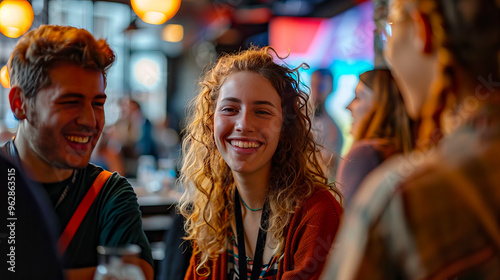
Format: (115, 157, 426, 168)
(184, 189, 343, 279)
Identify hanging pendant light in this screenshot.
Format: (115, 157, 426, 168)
(131, 0, 181, 25)
(0, 0, 34, 38)
(1, 65, 10, 88)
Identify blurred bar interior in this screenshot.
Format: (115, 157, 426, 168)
(0, 0, 378, 154)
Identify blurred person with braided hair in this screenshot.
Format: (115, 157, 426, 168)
(179, 46, 343, 280)
(321, 0, 500, 279)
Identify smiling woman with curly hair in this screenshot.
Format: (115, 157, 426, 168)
(179, 46, 343, 280)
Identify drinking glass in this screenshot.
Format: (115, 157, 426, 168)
(93, 244, 145, 280)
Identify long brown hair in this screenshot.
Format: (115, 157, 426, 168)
(354, 69, 415, 154)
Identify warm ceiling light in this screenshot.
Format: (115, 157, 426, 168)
(131, 0, 181, 25)
(0, 0, 34, 38)
(162, 24, 183, 42)
(1, 65, 10, 88)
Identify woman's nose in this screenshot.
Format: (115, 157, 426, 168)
(346, 99, 355, 112)
(235, 111, 255, 133)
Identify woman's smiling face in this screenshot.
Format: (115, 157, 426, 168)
(214, 71, 283, 177)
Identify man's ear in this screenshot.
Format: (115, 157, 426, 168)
(9, 86, 26, 120)
(410, 10, 434, 54)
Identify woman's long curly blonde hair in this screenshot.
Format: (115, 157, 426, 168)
(179, 46, 342, 275)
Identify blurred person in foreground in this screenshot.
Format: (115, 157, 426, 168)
(337, 69, 414, 204)
(0, 154, 64, 280)
(310, 68, 344, 181)
(1, 25, 153, 280)
(321, 0, 500, 279)
(179, 46, 343, 279)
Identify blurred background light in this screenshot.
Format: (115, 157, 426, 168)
(133, 58, 161, 88)
(269, 1, 375, 154)
(131, 0, 181, 25)
(129, 51, 167, 123)
(0, 0, 34, 38)
(162, 24, 183, 42)
(0, 65, 10, 88)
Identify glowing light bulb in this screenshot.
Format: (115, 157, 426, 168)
(0, 0, 34, 38)
(1, 65, 10, 88)
(131, 0, 181, 25)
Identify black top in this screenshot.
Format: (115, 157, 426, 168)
(0, 154, 65, 279)
(1, 140, 153, 269)
(336, 138, 397, 204)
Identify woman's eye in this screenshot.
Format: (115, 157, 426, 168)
(257, 110, 271, 115)
(221, 107, 236, 113)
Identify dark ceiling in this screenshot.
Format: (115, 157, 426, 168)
(97, 0, 368, 19)
(97, 0, 370, 53)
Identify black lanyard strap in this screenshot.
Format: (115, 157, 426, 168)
(234, 188, 269, 280)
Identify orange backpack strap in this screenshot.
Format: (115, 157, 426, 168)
(58, 170, 113, 256)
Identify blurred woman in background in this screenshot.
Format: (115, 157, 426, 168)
(337, 68, 414, 203)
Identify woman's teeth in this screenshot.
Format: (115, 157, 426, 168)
(231, 140, 260, 148)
